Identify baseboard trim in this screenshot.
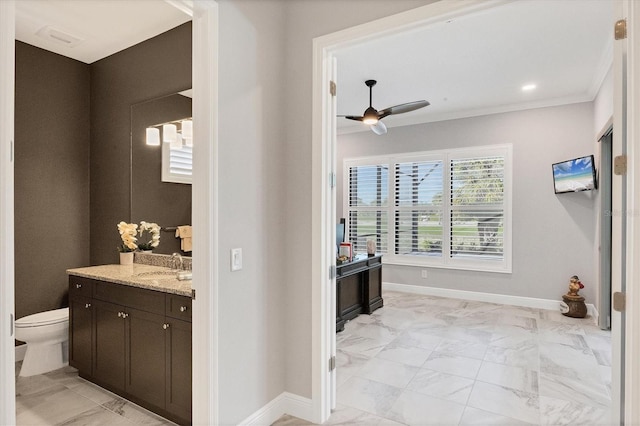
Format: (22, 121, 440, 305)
(15, 344, 26, 362)
(238, 392, 313, 426)
(383, 282, 599, 324)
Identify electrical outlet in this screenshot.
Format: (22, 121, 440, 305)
(421, 270, 428, 279)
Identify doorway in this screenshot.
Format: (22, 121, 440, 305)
(311, 1, 623, 424)
(0, 2, 219, 424)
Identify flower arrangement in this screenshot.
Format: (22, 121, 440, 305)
(138, 221, 161, 251)
(117, 221, 138, 252)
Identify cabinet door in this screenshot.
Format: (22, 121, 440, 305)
(126, 308, 166, 409)
(363, 265, 383, 314)
(165, 318, 192, 422)
(93, 300, 126, 390)
(69, 296, 93, 374)
(338, 274, 363, 321)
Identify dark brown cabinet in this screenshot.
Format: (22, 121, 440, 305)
(336, 254, 383, 332)
(68, 275, 192, 425)
(68, 296, 93, 374)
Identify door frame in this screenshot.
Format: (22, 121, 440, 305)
(310, 0, 634, 423)
(620, 0, 640, 422)
(0, 1, 220, 424)
(311, 0, 510, 422)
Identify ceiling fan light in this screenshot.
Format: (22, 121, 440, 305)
(363, 107, 378, 125)
(370, 121, 387, 135)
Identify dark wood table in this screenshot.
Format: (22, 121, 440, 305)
(336, 254, 383, 332)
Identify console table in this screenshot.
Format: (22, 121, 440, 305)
(336, 254, 383, 332)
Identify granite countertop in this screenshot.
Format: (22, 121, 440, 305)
(67, 264, 192, 297)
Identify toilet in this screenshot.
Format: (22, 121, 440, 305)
(15, 307, 69, 377)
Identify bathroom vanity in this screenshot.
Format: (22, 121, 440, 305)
(67, 264, 192, 425)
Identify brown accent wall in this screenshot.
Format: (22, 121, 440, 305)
(14, 41, 90, 320)
(131, 94, 192, 255)
(89, 22, 192, 265)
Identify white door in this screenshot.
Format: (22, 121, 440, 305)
(328, 56, 338, 411)
(612, 0, 640, 424)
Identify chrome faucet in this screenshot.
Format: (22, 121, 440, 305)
(171, 252, 183, 271)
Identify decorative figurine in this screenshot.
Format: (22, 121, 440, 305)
(567, 275, 584, 296)
(562, 275, 587, 318)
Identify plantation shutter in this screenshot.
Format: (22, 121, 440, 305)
(162, 145, 193, 184)
(347, 163, 389, 253)
(394, 159, 443, 256)
(449, 156, 505, 259)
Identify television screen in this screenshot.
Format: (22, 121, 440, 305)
(552, 155, 597, 194)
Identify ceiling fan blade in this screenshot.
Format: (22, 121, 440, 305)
(378, 100, 430, 119)
(338, 115, 364, 122)
(370, 121, 387, 135)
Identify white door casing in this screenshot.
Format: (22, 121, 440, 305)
(0, 0, 16, 424)
(620, 0, 640, 423)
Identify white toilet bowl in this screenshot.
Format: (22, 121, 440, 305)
(15, 307, 69, 377)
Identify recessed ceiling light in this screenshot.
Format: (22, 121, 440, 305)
(522, 84, 537, 92)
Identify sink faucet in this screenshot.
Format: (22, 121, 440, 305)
(171, 253, 183, 271)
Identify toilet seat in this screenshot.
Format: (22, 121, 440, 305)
(15, 307, 69, 328)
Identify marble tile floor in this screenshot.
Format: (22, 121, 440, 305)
(274, 291, 612, 426)
(15, 361, 177, 425)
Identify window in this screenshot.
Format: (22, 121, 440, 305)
(344, 145, 511, 273)
(162, 143, 192, 184)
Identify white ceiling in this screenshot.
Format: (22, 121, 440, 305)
(15, 0, 190, 64)
(335, 0, 613, 134)
(14, 0, 612, 133)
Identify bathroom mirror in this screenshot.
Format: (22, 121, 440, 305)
(130, 91, 192, 255)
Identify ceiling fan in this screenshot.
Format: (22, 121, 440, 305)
(339, 79, 430, 135)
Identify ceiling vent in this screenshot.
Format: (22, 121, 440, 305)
(35, 26, 84, 48)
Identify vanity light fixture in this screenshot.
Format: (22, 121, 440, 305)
(146, 128, 160, 146)
(182, 120, 193, 147)
(145, 119, 194, 147)
(522, 83, 537, 92)
(163, 124, 177, 143)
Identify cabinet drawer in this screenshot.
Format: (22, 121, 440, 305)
(94, 282, 165, 315)
(166, 295, 192, 321)
(69, 276, 95, 299)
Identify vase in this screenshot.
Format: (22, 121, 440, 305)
(119, 252, 134, 265)
(366, 239, 376, 256)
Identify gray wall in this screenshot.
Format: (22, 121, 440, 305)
(216, 1, 287, 422)
(14, 41, 91, 320)
(337, 103, 597, 303)
(281, 0, 438, 399)
(90, 22, 191, 265)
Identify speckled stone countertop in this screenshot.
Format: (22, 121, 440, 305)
(66, 264, 192, 297)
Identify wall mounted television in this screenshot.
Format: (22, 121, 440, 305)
(552, 155, 597, 194)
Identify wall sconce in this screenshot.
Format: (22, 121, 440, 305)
(146, 118, 193, 147)
(162, 124, 177, 143)
(146, 128, 160, 146)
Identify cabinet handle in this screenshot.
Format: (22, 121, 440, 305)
(76, 284, 82, 289)
(85, 303, 91, 308)
(180, 306, 188, 312)
(163, 323, 170, 330)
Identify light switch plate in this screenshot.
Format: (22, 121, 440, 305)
(231, 248, 242, 271)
